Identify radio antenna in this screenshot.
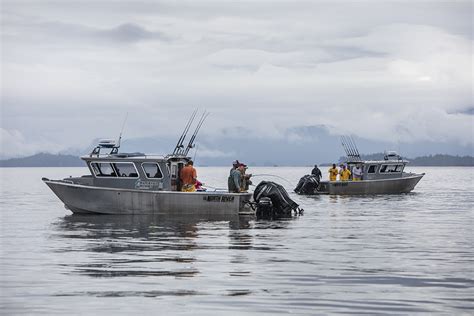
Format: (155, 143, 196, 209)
(117, 112, 129, 148)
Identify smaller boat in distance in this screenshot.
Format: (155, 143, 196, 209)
(295, 136, 425, 195)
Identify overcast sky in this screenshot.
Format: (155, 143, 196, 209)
(1, 0, 473, 158)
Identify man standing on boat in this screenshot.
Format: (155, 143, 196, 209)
(328, 164, 338, 181)
(353, 165, 363, 181)
(228, 160, 239, 192)
(180, 160, 197, 192)
(239, 163, 252, 192)
(228, 163, 243, 193)
(340, 165, 351, 181)
(311, 164, 322, 181)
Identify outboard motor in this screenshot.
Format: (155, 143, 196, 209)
(253, 181, 302, 219)
(255, 197, 273, 219)
(294, 175, 320, 194)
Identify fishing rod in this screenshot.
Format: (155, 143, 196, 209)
(203, 173, 294, 192)
(251, 174, 295, 187)
(177, 108, 198, 154)
(341, 136, 351, 158)
(345, 135, 355, 158)
(341, 136, 346, 157)
(184, 111, 209, 155)
(173, 109, 198, 155)
(201, 184, 227, 192)
(183, 111, 210, 156)
(348, 135, 361, 160)
(193, 144, 198, 161)
(342, 135, 356, 159)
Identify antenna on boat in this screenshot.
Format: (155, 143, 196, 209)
(116, 112, 129, 150)
(184, 111, 209, 156)
(173, 109, 198, 155)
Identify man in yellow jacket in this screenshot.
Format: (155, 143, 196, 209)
(339, 165, 351, 181)
(328, 164, 338, 181)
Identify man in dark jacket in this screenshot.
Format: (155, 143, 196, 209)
(228, 160, 239, 192)
(311, 164, 322, 181)
(228, 163, 243, 193)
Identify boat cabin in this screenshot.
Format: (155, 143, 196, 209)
(346, 152, 408, 181)
(70, 141, 191, 191)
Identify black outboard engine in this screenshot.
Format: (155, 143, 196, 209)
(255, 197, 273, 219)
(254, 181, 302, 219)
(294, 175, 320, 194)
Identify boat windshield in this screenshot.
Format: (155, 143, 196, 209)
(90, 162, 139, 178)
(142, 163, 163, 179)
(367, 165, 377, 173)
(91, 162, 116, 177)
(380, 164, 404, 173)
(112, 162, 139, 178)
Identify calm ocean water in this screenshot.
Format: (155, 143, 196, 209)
(1, 166, 473, 315)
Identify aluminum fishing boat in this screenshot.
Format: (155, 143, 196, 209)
(43, 111, 253, 215)
(296, 137, 424, 195)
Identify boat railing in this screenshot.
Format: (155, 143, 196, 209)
(84, 153, 163, 159)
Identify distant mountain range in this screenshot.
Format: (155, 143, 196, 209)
(408, 154, 474, 166)
(116, 125, 473, 166)
(1, 125, 472, 167)
(0, 153, 83, 167)
(0, 152, 472, 167)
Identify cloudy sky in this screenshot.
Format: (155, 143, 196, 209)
(1, 0, 473, 158)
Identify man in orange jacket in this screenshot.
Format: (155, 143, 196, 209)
(180, 160, 197, 192)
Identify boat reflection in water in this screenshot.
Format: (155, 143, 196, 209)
(51, 213, 291, 282)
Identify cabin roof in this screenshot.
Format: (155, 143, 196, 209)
(81, 154, 167, 162)
(346, 159, 409, 164)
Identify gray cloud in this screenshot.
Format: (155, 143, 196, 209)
(98, 23, 171, 43)
(2, 20, 171, 45)
(1, 0, 473, 158)
(448, 107, 474, 116)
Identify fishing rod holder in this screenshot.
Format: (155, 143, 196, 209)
(172, 109, 209, 156)
(341, 135, 362, 162)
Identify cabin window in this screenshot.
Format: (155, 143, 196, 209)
(367, 165, 377, 173)
(395, 164, 404, 172)
(142, 163, 163, 179)
(386, 165, 397, 172)
(380, 164, 401, 173)
(112, 162, 139, 178)
(91, 162, 117, 177)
